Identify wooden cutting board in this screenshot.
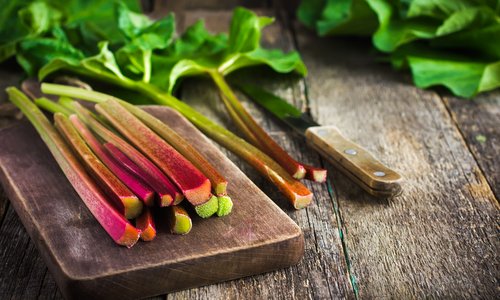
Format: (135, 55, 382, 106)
(0, 106, 304, 299)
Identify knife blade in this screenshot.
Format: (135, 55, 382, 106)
(236, 83, 402, 198)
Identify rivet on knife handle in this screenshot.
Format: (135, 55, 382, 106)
(305, 126, 402, 197)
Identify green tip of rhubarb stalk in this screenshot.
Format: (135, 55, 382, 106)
(194, 195, 218, 218)
(293, 194, 313, 210)
(123, 197, 144, 219)
(217, 196, 233, 217)
(214, 182, 228, 197)
(173, 214, 192, 234)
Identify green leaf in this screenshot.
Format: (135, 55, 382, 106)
(219, 48, 307, 76)
(408, 56, 500, 97)
(17, 37, 84, 76)
(227, 7, 274, 54)
(81, 41, 126, 80)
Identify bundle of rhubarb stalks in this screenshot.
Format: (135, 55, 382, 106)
(7, 87, 232, 248)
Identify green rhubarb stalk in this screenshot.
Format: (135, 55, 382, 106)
(34, 97, 72, 116)
(210, 71, 306, 180)
(6, 87, 140, 248)
(194, 195, 219, 218)
(217, 195, 233, 217)
(169, 205, 192, 235)
(119, 102, 228, 196)
(96, 100, 212, 206)
(54, 113, 144, 219)
(41, 83, 313, 209)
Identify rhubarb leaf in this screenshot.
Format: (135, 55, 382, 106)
(161, 7, 307, 92)
(115, 4, 175, 82)
(298, 0, 500, 97)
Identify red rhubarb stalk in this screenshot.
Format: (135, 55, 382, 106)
(73, 102, 182, 206)
(70, 115, 156, 206)
(54, 113, 144, 219)
(210, 71, 306, 179)
(136, 207, 156, 241)
(120, 102, 228, 196)
(96, 100, 211, 206)
(6, 87, 140, 247)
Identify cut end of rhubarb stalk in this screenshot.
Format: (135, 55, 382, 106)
(194, 195, 218, 218)
(293, 165, 307, 180)
(305, 166, 327, 183)
(214, 182, 228, 197)
(217, 196, 233, 217)
(169, 206, 192, 235)
(122, 197, 144, 219)
(293, 194, 313, 209)
(136, 207, 156, 241)
(184, 178, 211, 206)
(116, 223, 141, 248)
(158, 194, 174, 207)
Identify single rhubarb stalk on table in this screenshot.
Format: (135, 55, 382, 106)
(41, 83, 314, 209)
(95, 100, 212, 206)
(54, 113, 144, 219)
(304, 164, 327, 183)
(6, 87, 140, 247)
(72, 102, 182, 206)
(120, 102, 228, 196)
(70, 115, 156, 206)
(169, 205, 192, 235)
(136, 207, 156, 241)
(210, 71, 307, 180)
(34, 97, 73, 116)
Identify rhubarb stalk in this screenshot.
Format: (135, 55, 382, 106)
(120, 102, 228, 196)
(6, 87, 140, 247)
(34, 97, 72, 116)
(210, 71, 306, 179)
(136, 207, 156, 241)
(41, 83, 313, 209)
(169, 206, 192, 235)
(72, 102, 182, 206)
(70, 115, 156, 206)
(54, 113, 144, 219)
(95, 100, 212, 206)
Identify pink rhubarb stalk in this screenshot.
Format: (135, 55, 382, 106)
(304, 164, 327, 183)
(136, 207, 156, 241)
(96, 100, 211, 206)
(70, 115, 156, 206)
(6, 87, 140, 247)
(120, 102, 228, 196)
(54, 113, 143, 219)
(73, 102, 182, 206)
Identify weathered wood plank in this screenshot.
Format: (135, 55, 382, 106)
(295, 30, 500, 298)
(164, 10, 353, 299)
(0, 206, 61, 299)
(442, 92, 500, 200)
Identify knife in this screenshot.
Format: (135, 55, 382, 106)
(236, 83, 402, 198)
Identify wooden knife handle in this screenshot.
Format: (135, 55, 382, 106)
(305, 126, 402, 197)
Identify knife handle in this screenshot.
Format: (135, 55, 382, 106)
(305, 126, 402, 197)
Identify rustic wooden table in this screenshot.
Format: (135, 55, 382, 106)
(0, 3, 498, 299)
